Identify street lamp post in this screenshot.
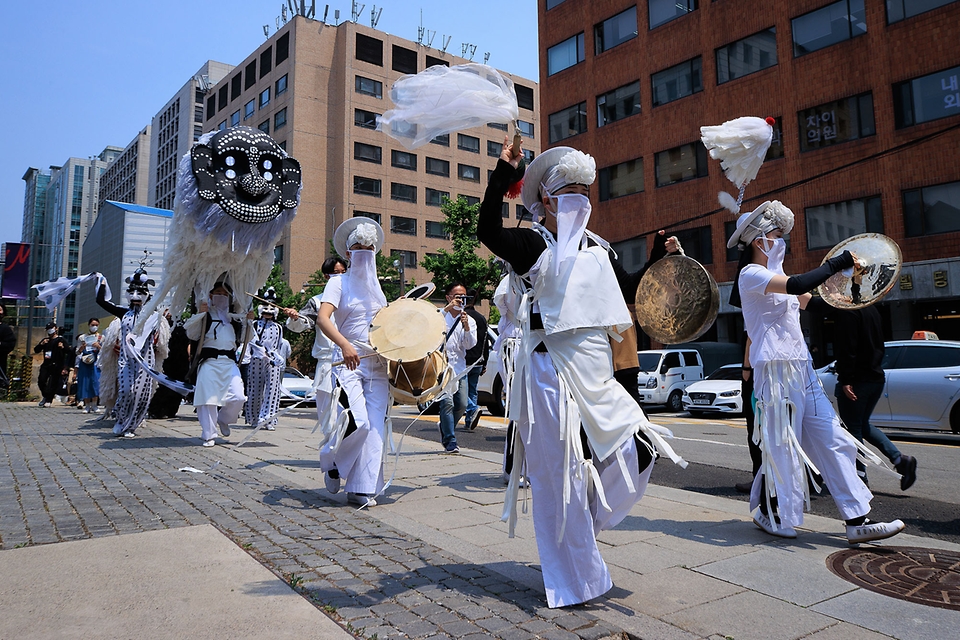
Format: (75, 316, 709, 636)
(393, 259, 405, 297)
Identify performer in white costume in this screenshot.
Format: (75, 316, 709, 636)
(245, 288, 285, 431)
(728, 201, 905, 544)
(477, 141, 684, 608)
(315, 219, 389, 508)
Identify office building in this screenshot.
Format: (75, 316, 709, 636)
(99, 126, 151, 210)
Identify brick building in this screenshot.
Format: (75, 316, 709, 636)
(539, 0, 960, 348)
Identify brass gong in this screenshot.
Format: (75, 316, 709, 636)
(817, 233, 902, 309)
(636, 254, 720, 344)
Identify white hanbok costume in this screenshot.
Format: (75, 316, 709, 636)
(185, 310, 247, 442)
(286, 286, 340, 429)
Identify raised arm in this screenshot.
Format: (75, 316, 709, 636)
(96, 282, 127, 318)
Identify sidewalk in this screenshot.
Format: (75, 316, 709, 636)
(1, 403, 958, 639)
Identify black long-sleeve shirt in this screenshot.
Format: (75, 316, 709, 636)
(96, 283, 129, 318)
(834, 306, 885, 385)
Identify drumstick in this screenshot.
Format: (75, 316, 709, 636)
(245, 292, 297, 315)
(330, 344, 413, 367)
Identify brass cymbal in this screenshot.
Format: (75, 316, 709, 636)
(818, 233, 901, 309)
(636, 255, 719, 344)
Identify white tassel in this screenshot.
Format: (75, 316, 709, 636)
(718, 191, 741, 214)
(700, 116, 774, 189)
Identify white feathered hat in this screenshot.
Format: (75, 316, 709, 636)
(701, 116, 775, 214)
(334, 217, 385, 256)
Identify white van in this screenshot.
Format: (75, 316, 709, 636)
(636, 349, 704, 412)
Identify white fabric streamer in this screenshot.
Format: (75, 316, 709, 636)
(700, 116, 773, 189)
(377, 63, 519, 149)
(33, 272, 110, 312)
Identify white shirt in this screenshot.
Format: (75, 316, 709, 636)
(319, 275, 382, 346)
(443, 310, 477, 376)
(739, 263, 810, 364)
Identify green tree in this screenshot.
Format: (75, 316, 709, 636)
(260, 263, 317, 373)
(421, 196, 501, 301)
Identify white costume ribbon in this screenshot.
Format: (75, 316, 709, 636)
(33, 272, 111, 312)
(549, 194, 592, 275)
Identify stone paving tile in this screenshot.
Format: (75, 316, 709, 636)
(0, 405, 631, 639)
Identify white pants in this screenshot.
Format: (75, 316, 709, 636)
(752, 360, 872, 527)
(320, 358, 389, 495)
(197, 373, 245, 442)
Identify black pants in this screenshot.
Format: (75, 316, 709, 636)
(743, 376, 762, 476)
(38, 364, 60, 402)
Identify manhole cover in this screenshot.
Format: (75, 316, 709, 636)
(826, 546, 960, 611)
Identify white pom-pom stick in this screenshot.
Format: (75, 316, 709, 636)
(700, 116, 774, 189)
(718, 191, 741, 214)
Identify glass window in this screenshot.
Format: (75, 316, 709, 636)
(231, 74, 242, 101)
(425, 220, 448, 238)
(549, 102, 587, 143)
(425, 157, 450, 176)
(458, 164, 480, 182)
(516, 204, 532, 220)
(597, 81, 641, 127)
(488, 140, 503, 157)
(425, 55, 448, 68)
(260, 47, 273, 78)
(651, 57, 703, 106)
(457, 134, 480, 153)
(903, 180, 960, 237)
(894, 65, 960, 129)
(516, 84, 535, 111)
(218, 86, 228, 111)
(230, 110, 240, 127)
(430, 133, 450, 146)
(245, 60, 257, 89)
(354, 211, 381, 224)
(391, 249, 418, 269)
(259, 87, 270, 109)
(244, 99, 255, 120)
(355, 75, 383, 98)
(594, 7, 637, 54)
(501, 202, 510, 218)
(390, 215, 417, 234)
(599, 158, 644, 201)
(546, 0, 567, 8)
(766, 116, 785, 160)
(276, 74, 288, 96)
(461, 195, 480, 207)
(547, 33, 585, 76)
(353, 176, 381, 197)
(393, 45, 418, 74)
(649, 0, 698, 29)
(517, 120, 535, 138)
(724, 221, 740, 262)
(898, 344, 960, 368)
(356, 33, 383, 66)
(354, 142, 381, 164)
(673, 226, 713, 264)
(355, 108, 379, 129)
(206, 95, 216, 120)
(663, 352, 682, 370)
(793, 0, 866, 57)
(218, 120, 227, 131)
(276, 32, 289, 64)
(390, 121, 417, 139)
(887, 0, 958, 24)
(391, 183, 417, 203)
(274, 108, 287, 130)
(799, 92, 875, 152)
(487, 122, 508, 132)
(426, 188, 449, 206)
(391, 150, 417, 170)
(805, 196, 883, 249)
(716, 28, 778, 84)
(654, 142, 708, 187)
(523, 149, 535, 163)
(611, 237, 648, 272)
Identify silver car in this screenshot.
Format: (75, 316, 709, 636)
(816, 340, 960, 433)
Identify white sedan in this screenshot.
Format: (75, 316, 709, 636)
(280, 367, 315, 406)
(682, 364, 744, 416)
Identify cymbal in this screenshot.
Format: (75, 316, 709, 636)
(636, 255, 719, 344)
(818, 233, 901, 309)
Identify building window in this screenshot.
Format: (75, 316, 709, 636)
(523, 149, 535, 163)
(458, 164, 480, 182)
(516, 84, 535, 111)
(654, 141, 708, 187)
(354, 142, 380, 164)
(276, 74, 288, 96)
(501, 202, 510, 218)
(673, 226, 713, 264)
(426, 157, 450, 176)
(595, 6, 637, 54)
(799, 92, 875, 152)
(716, 28, 778, 84)
(391, 150, 417, 170)
(355, 75, 382, 98)
(391, 183, 417, 203)
(597, 81, 641, 127)
(425, 55, 448, 68)
(651, 57, 702, 106)
(425, 220, 448, 238)
(354, 176, 381, 197)
(599, 158, 644, 201)
(354, 211, 381, 224)
(390, 215, 417, 234)
(206, 95, 216, 120)
(355, 109, 379, 129)
(218, 86, 228, 111)
(244, 99, 255, 120)
(612, 236, 649, 272)
(894, 65, 960, 129)
(549, 102, 587, 143)
(356, 33, 383, 66)
(517, 120, 535, 138)
(276, 32, 290, 64)
(457, 134, 480, 153)
(887, 0, 957, 23)
(278, 140, 286, 151)
(488, 140, 503, 157)
(430, 133, 450, 146)
(546, 0, 567, 8)
(487, 122, 508, 132)
(547, 33, 585, 76)
(649, 0, 697, 29)
(392, 44, 418, 73)
(767, 116, 785, 160)
(724, 221, 741, 262)
(230, 74, 242, 101)
(230, 110, 240, 127)
(904, 180, 960, 237)
(516, 205, 532, 221)
(218, 120, 228, 131)
(391, 249, 418, 269)
(426, 188, 449, 206)
(274, 244, 284, 265)
(805, 196, 883, 249)
(460, 195, 481, 207)
(792, 0, 866, 57)
(260, 47, 273, 78)
(259, 87, 270, 109)
(245, 60, 257, 89)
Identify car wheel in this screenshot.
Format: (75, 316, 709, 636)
(486, 376, 505, 417)
(666, 390, 683, 413)
(951, 401, 960, 434)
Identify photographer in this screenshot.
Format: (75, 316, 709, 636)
(33, 322, 70, 407)
(437, 283, 477, 454)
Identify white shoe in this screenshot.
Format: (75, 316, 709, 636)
(325, 472, 341, 495)
(265, 424, 276, 431)
(752, 507, 797, 538)
(347, 492, 376, 507)
(202, 439, 216, 447)
(218, 423, 231, 437)
(846, 518, 905, 544)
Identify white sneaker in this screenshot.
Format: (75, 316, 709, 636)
(846, 518, 905, 544)
(218, 423, 231, 437)
(324, 472, 341, 495)
(752, 507, 797, 538)
(202, 439, 216, 448)
(347, 492, 376, 507)
(265, 424, 276, 431)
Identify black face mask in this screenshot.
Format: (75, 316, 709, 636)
(190, 126, 302, 224)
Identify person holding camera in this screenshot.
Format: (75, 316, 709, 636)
(437, 283, 477, 454)
(34, 322, 70, 407)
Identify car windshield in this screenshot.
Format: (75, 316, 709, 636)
(284, 368, 305, 379)
(708, 366, 741, 381)
(638, 353, 662, 372)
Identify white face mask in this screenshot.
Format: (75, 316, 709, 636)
(210, 294, 230, 312)
(89, 325, 99, 333)
(47, 328, 56, 336)
(127, 291, 145, 305)
(547, 193, 592, 274)
(758, 236, 787, 271)
(343, 250, 387, 308)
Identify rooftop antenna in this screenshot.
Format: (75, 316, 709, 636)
(305, 0, 316, 19)
(263, 24, 270, 38)
(352, 1, 365, 22)
(322, 4, 329, 22)
(334, 9, 340, 24)
(462, 43, 477, 60)
(440, 35, 451, 54)
(281, 4, 288, 23)
(483, 52, 490, 64)
(427, 30, 436, 47)
(371, 5, 382, 28)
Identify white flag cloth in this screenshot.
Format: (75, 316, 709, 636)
(700, 116, 774, 189)
(377, 63, 519, 149)
(32, 272, 111, 312)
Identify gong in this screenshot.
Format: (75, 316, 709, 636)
(818, 233, 902, 309)
(636, 254, 719, 344)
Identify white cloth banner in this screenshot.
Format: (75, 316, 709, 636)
(33, 272, 111, 312)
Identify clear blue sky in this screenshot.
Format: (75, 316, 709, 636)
(0, 0, 539, 246)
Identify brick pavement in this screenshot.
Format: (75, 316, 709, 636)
(0, 404, 627, 640)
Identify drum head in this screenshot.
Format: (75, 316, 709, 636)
(818, 233, 901, 309)
(636, 255, 719, 344)
(369, 298, 447, 362)
(404, 282, 436, 299)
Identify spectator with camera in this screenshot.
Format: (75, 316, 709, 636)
(436, 283, 477, 454)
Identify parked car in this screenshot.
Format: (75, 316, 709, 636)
(636, 349, 704, 412)
(280, 366, 315, 406)
(682, 364, 744, 416)
(816, 339, 960, 433)
(477, 326, 505, 416)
